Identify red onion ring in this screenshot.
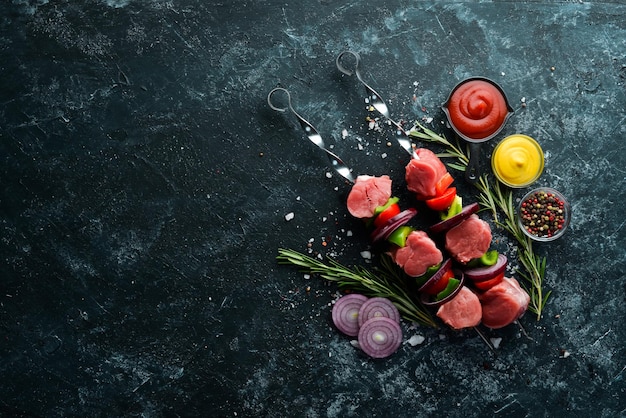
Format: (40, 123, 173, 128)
(420, 270, 465, 307)
(370, 208, 417, 243)
(463, 254, 508, 282)
(357, 317, 403, 359)
(357, 297, 400, 327)
(418, 259, 452, 294)
(429, 203, 480, 234)
(331, 294, 368, 336)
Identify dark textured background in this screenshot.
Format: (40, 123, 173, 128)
(1, 1, 625, 417)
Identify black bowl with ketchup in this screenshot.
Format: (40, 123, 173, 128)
(442, 77, 514, 183)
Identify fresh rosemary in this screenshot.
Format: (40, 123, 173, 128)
(276, 248, 438, 328)
(409, 121, 550, 320)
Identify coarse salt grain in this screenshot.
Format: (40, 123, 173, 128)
(326, 172, 332, 178)
(360, 250, 372, 259)
(490, 337, 502, 349)
(407, 335, 425, 346)
(342, 129, 348, 139)
(284, 212, 295, 221)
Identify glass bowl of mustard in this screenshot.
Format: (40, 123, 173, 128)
(518, 187, 571, 242)
(491, 134, 544, 188)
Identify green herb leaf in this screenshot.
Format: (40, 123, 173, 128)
(277, 248, 438, 328)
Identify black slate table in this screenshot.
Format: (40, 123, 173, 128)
(1, 1, 625, 417)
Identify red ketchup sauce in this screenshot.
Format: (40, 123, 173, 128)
(447, 80, 509, 140)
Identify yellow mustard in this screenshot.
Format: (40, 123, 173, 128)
(491, 134, 544, 187)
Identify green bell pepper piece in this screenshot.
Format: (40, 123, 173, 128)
(465, 249, 499, 268)
(435, 278, 461, 301)
(387, 225, 413, 247)
(440, 195, 463, 220)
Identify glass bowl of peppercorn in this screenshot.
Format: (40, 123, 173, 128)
(518, 187, 571, 242)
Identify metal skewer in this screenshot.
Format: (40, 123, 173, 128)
(515, 320, 534, 341)
(336, 51, 417, 159)
(473, 326, 497, 355)
(267, 87, 355, 184)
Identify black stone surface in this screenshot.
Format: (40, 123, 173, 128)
(1, 1, 625, 417)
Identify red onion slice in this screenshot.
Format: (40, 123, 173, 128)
(429, 203, 480, 234)
(420, 270, 465, 307)
(464, 254, 508, 282)
(418, 259, 452, 294)
(357, 297, 401, 327)
(358, 317, 403, 359)
(370, 208, 417, 243)
(332, 294, 368, 336)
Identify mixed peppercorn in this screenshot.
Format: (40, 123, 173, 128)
(520, 190, 566, 238)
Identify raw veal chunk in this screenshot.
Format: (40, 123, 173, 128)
(436, 286, 482, 329)
(391, 231, 443, 277)
(346, 175, 392, 219)
(445, 214, 492, 263)
(405, 148, 448, 200)
(478, 277, 530, 329)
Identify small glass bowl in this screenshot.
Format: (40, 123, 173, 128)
(518, 187, 571, 242)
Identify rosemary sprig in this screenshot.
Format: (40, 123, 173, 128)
(277, 248, 438, 328)
(409, 122, 549, 320)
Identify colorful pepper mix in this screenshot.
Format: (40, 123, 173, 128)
(520, 190, 566, 238)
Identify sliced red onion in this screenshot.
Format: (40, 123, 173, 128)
(464, 254, 508, 282)
(429, 202, 480, 234)
(357, 317, 403, 359)
(357, 297, 401, 327)
(332, 294, 368, 336)
(370, 208, 417, 243)
(418, 259, 452, 294)
(420, 270, 465, 307)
